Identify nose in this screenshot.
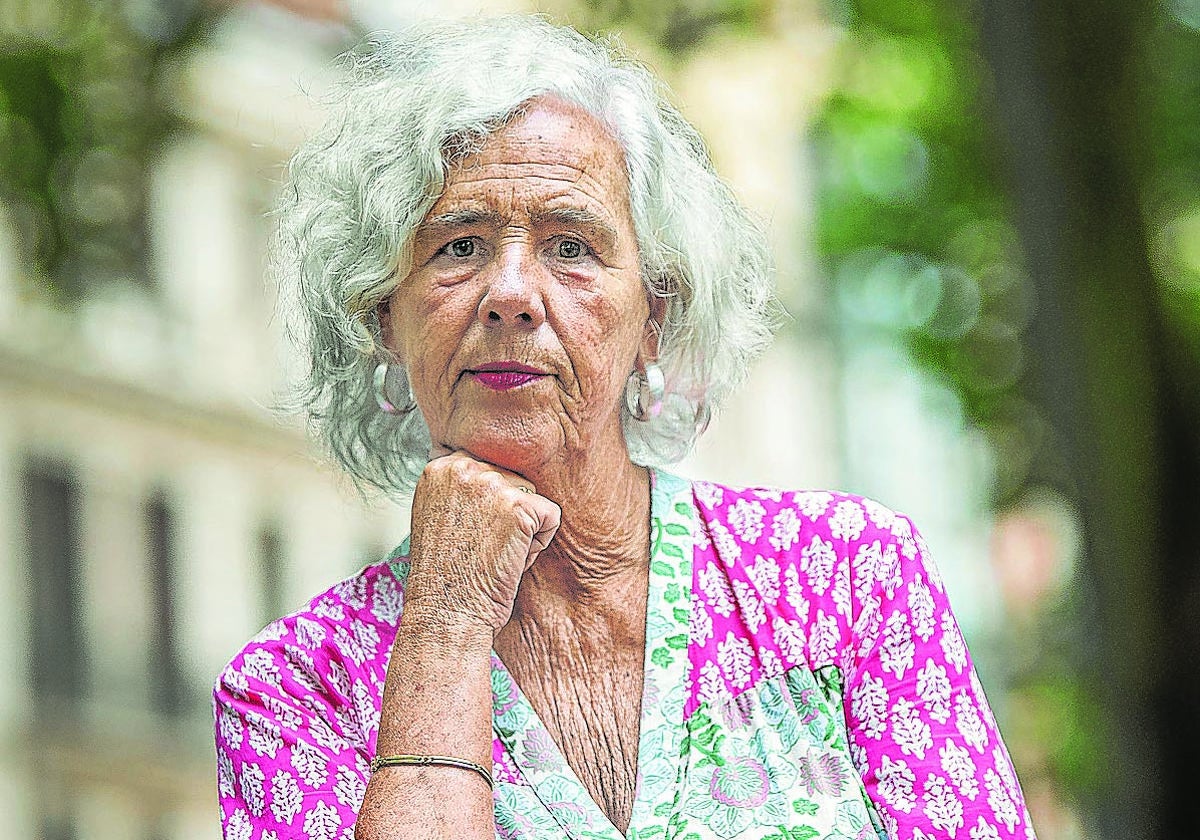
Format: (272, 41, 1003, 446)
(477, 243, 546, 328)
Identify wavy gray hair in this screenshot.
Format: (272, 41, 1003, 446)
(275, 15, 778, 496)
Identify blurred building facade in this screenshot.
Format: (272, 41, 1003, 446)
(0, 1, 1009, 838)
(0, 4, 409, 837)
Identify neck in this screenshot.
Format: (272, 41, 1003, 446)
(496, 458, 652, 687)
(512, 435, 652, 611)
(537, 461, 650, 594)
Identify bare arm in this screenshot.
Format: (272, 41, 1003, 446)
(354, 452, 560, 840)
(355, 604, 495, 839)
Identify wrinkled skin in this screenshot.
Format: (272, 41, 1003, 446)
(382, 96, 656, 487)
(365, 96, 662, 836)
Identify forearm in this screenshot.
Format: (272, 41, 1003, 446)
(354, 454, 559, 839)
(355, 601, 495, 840)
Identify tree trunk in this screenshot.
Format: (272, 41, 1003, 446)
(973, 0, 1200, 836)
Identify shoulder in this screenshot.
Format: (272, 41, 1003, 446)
(219, 557, 404, 677)
(213, 557, 406, 752)
(690, 478, 930, 566)
(686, 478, 944, 670)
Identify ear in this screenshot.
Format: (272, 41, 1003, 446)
(637, 292, 668, 370)
(376, 297, 403, 363)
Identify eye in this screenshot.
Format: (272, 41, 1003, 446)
(444, 238, 475, 258)
(556, 238, 586, 259)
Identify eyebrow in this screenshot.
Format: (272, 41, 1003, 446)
(418, 208, 505, 235)
(531, 207, 620, 246)
(417, 205, 623, 253)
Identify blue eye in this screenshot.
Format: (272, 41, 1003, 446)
(446, 238, 475, 257)
(557, 239, 584, 259)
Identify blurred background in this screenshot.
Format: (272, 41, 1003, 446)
(1, 0, 1196, 837)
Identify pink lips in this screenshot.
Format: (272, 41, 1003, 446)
(467, 361, 549, 391)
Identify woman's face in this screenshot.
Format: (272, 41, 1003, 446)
(380, 96, 657, 475)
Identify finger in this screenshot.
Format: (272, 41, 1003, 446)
(527, 498, 561, 555)
(428, 446, 534, 492)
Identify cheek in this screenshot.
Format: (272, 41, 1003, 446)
(396, 288, 467, 364)
(571, 294, 646, 384)
(395, 328, 460, 418)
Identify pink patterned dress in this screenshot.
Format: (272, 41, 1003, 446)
(214, 470, 1036, 839)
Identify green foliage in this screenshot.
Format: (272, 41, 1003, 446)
(812, 0, 1035, 504)
(0, 0, 215, 302)
(815, 0, 1200, 503)
(814, 1, 1200, 828)
(1143, 14, 1200, 395)
(1004, 586, 1115, 802)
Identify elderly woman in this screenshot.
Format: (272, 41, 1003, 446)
(214, 16, 1035, 840)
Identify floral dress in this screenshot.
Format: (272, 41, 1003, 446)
(214, 471, 1036, 840)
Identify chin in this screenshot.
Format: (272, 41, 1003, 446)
(446, 422, 559, 475)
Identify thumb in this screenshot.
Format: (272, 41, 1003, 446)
(527, 496, 561, 557)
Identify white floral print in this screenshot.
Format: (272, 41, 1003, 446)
(829, 499, 867, 542)
(769, 507, 802, 552)
(213, 472, 1034, 840)
(727, 498, 766, 543)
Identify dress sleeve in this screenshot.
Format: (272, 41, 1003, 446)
(842, 505, 1037, 840)
(213, 621, 371, 840)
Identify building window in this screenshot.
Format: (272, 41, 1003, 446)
(146, 490, 183, 716)
(257, 520, 286, 626)
(22, 457, 87, 704)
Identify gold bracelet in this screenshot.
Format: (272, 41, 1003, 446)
(369, 754, 494, 790)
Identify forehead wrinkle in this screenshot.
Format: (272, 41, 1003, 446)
(454, 159, 589, 180)
(435, 128, 634, 235)
(448, 158, 626, 203)
(434, 176, 628, 229)
(442, 170, 592, 198)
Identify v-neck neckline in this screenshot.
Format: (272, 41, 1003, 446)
(489, 469, 695, 839)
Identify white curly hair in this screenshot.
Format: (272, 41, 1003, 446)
(274, 14, 778, 496)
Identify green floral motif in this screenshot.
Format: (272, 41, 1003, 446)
(637, 723, 679, 805)
(683, 724, 800, 838)
(386, 536, 411, 583)
(492, 663, 532, 732)
(758, 678, 803, 751)
(678, 668, 886, 839)
(494, 784, 564, 839)
(783, 666, 845, 748)
(481, 472, 888, 839)
(492, 663, 521, 716)
(629, 471, 694, 829)
(763, 827, 819, 840)
(681, 709, 727, 770)
(539, 776, 597, 833)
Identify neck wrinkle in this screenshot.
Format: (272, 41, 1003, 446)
(516, 456, 652, 618)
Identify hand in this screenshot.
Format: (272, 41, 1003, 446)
(403, 449, 561, 633)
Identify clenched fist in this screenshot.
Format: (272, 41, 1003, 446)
(402, 450, 561, 633)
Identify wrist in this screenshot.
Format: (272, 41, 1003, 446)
(398, 595, 497, 649)
(402, 565, 510, 638)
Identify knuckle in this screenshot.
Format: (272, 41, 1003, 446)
(481, 470, 513, 494)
